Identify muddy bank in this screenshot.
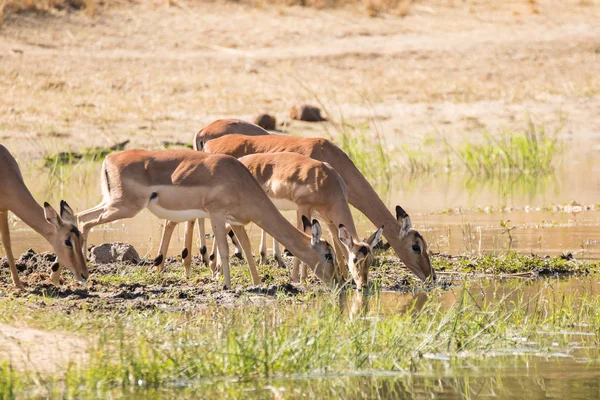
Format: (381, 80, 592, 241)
(1, 246, 597, 313)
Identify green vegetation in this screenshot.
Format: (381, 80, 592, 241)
(325, 119, 393, 184)
(454, 122, 561, 178)
(42, 140, 129, 168)
(321, 118, 562, 188)
(1, 277, 600, 398)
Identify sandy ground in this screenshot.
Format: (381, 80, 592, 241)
(0, 1, 599, 160)
(0, 323, 88, 373)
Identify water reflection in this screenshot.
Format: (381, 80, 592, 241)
(4, 160, 600, 264)
(339, 277, 600, 322)
(119, 355, 600, 399)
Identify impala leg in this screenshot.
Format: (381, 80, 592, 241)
(231, 225, 261, 285)
(183, 219, 195, 277)
(211, 216, 231, 289)
(76, 202, 107, 260)
(80, 203, 142, 260)
(155, 220, 177, 272)
(229, 229, 244, 260)
(197, 218, 209, 266)
(0, 211, 23, 289)
(327, 221, 350, 280)
(259, 229, 268, 264)
(210, 234, 218, 274)
(273, 237, 285, 268)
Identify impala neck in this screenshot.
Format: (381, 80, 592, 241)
(327, 202, 360, 238)
(252, 200, 324, 281)
(10, 188, 55, 241)
(338, 167, 401, 249)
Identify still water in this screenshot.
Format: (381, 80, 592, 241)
(6, 149, 600, 262)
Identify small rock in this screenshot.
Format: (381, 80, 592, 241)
(254, 113, 277, 130)
(289, 104, 327, 122)
(89, 242, 140, 265)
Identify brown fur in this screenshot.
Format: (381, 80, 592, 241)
(77, 149, 338, 288)
(0, 145, 88, 288)
(199, 121, 434, 282)
(238, 152, 377, 286)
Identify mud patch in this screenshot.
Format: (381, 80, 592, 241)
(2, 247, 596, 313)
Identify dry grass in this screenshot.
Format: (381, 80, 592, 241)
(1, 0, 578, 21)
(0, 0, 96, 21)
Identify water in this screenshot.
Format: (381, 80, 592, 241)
(4, 147, 600, 398)
(7, 147, 600, 261)
(87, 277, 600, 399)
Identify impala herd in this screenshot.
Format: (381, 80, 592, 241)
(1, 118, 435, 290)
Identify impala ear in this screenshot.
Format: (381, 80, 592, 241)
(301, 215, 311, 233)
(338, 224, 353, 248)
(44, 202, 62, 229)
(59, 200, 77, 225)
(396, 206, 412, 237)
(311, 219, 322, 245)
(366, 226, 384, 249)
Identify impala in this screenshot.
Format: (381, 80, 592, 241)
(238, 152, 383, 288)
(0, 145, 89, 288)
(76, 149, 338, 289)
(180, 152, 383, 289)
(184, 119, 271, 265)
(198, 129, 434, 281)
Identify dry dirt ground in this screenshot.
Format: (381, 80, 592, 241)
(0, 0, 599, 160)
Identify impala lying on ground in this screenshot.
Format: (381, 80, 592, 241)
(197, 125, 435, 282)
(177, 152, 383, 289)
(76, 149, 339, 289)
(0, 145, 89, 288)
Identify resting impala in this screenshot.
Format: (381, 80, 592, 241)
(0, 145, 89, 288)
(197, 128, 435, 282)
(76, 149, 338, 289)
(176, 152, 383, 289)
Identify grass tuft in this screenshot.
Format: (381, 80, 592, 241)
(454, 122, 561, 178)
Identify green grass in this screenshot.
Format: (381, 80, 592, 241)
(42, 140, 129, 168)
(1, 278, 600, 398)
(320, 118, 562, 187)
(454, 122, 561, 178)
(324, 119, 393, 184)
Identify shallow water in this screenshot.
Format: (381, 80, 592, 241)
(6, 147, 600, 262)
(91, 277, 600, 399)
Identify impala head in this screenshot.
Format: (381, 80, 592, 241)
(44, 201, 89, 285)
(302, 216, 338, 284)
(395, 206, 434, 282)
(338, 225, 384, 291)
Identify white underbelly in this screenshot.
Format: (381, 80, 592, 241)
(270, 197, 298, 211)
(147, 202, 210, 223)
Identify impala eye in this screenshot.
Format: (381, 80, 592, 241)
(412, 244, 420, 253)
(325, 253, 333, 261)
(65, 239, 72, 247)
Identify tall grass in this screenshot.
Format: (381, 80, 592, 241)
(454, 122, 561, 178)
(325, 119, 393, 184)
(1, 281, 600, 397)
